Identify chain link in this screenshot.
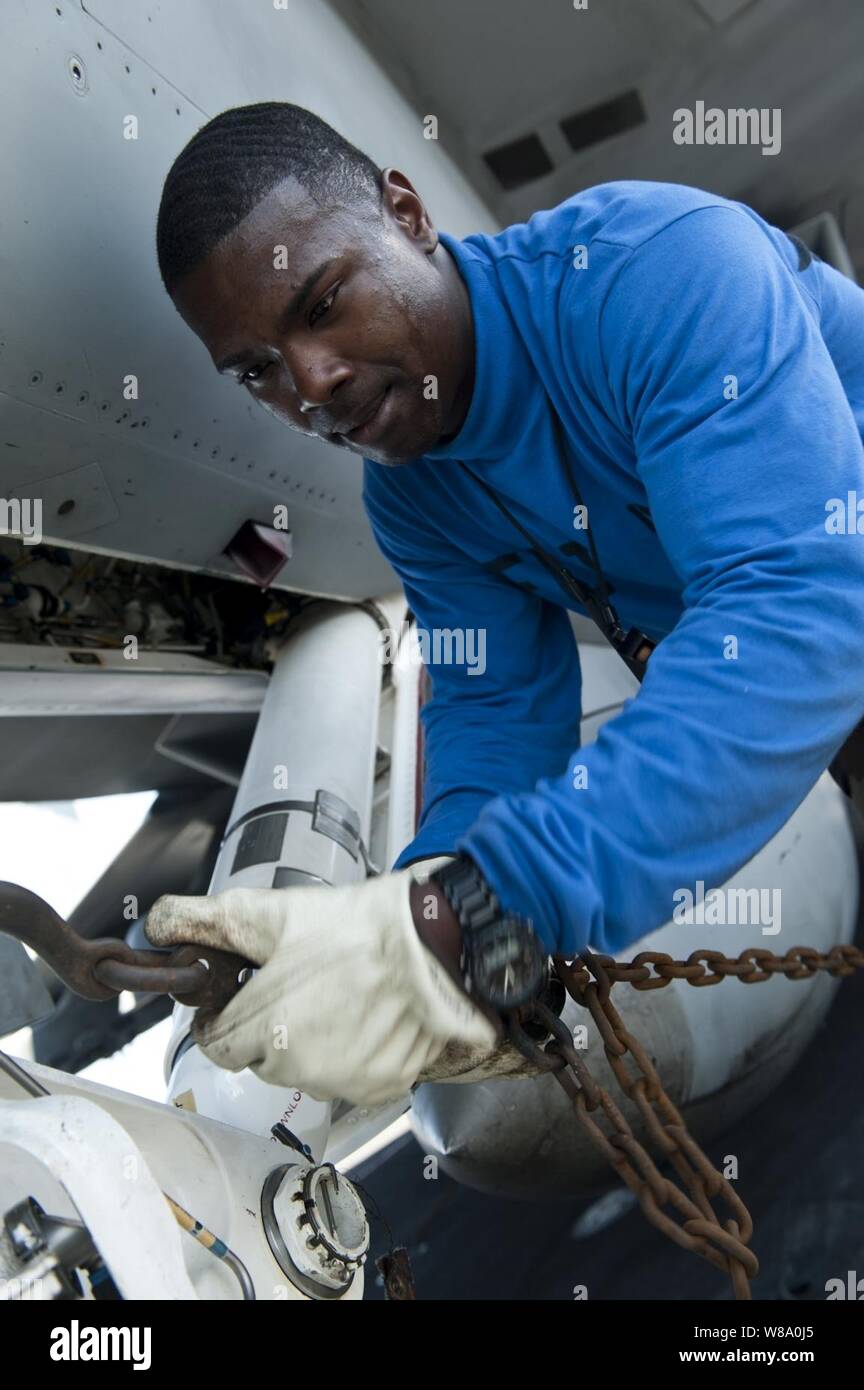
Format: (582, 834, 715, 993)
(510, 940, 864, 1298)
(574, 942, 864, 991)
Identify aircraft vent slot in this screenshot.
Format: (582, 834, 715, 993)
(482, 133, 554, 191)
(560, 89, 647, 154)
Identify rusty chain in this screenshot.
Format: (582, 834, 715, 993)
(509, 940, 864, 1300)
(569, 941, 864, 990)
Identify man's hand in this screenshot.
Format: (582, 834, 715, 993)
(144, 865, 500, 1106)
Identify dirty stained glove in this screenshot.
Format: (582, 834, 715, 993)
(143, 863, 499, 1106)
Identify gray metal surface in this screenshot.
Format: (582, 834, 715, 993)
(0, 644, 268, 716)
(331, 0, 864, 278)
(0, 713, 256, 801)
(0, 937, 54, 1037)
(0, 1, 495, 598)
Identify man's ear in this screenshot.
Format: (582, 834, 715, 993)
(380, 168, 437, 252)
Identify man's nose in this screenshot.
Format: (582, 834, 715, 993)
(288, 350, 353, 417)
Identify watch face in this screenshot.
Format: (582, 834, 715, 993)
(471, 920, 545, 1010)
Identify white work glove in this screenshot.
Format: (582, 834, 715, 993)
(144, 860, 499, 1106)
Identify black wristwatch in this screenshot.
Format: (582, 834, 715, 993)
(430, 853, 547, 1014)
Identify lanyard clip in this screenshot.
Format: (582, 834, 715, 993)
(582, 591, 624, 646)
(617, 627, 656, 674)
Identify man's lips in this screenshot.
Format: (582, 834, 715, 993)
(333, 386, 391, 445)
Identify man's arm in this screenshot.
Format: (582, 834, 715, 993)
(362, 458, 584, 875)
(457, 205, 864, 956)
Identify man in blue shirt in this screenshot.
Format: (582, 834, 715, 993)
(145, 101, 864, 1107)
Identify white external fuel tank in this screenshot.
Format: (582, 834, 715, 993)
(164, 601, 387, 1162)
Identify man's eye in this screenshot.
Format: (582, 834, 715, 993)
(239, 363, 272, 386)
(309, 285, 339, 327)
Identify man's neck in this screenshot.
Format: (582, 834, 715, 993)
(436, 242, 475, 442)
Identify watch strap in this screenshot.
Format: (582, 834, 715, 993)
(431, 853, 501, 935)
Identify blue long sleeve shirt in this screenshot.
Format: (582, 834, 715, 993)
(361, 180, 864, 956)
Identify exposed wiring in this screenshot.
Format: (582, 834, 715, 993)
(0, 536, 300, 667)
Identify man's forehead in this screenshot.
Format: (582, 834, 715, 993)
(232, 177, 322, 246)
(175, 184, 357, 334)
(220, 177, 362, 268)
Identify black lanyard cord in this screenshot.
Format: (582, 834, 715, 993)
(548, 410, 615, 613)
(455, 407, 655, 682)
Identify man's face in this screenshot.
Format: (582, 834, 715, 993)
(171, 171, 473, 466)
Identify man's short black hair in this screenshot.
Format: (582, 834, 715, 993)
(156, 101, 383, 296)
